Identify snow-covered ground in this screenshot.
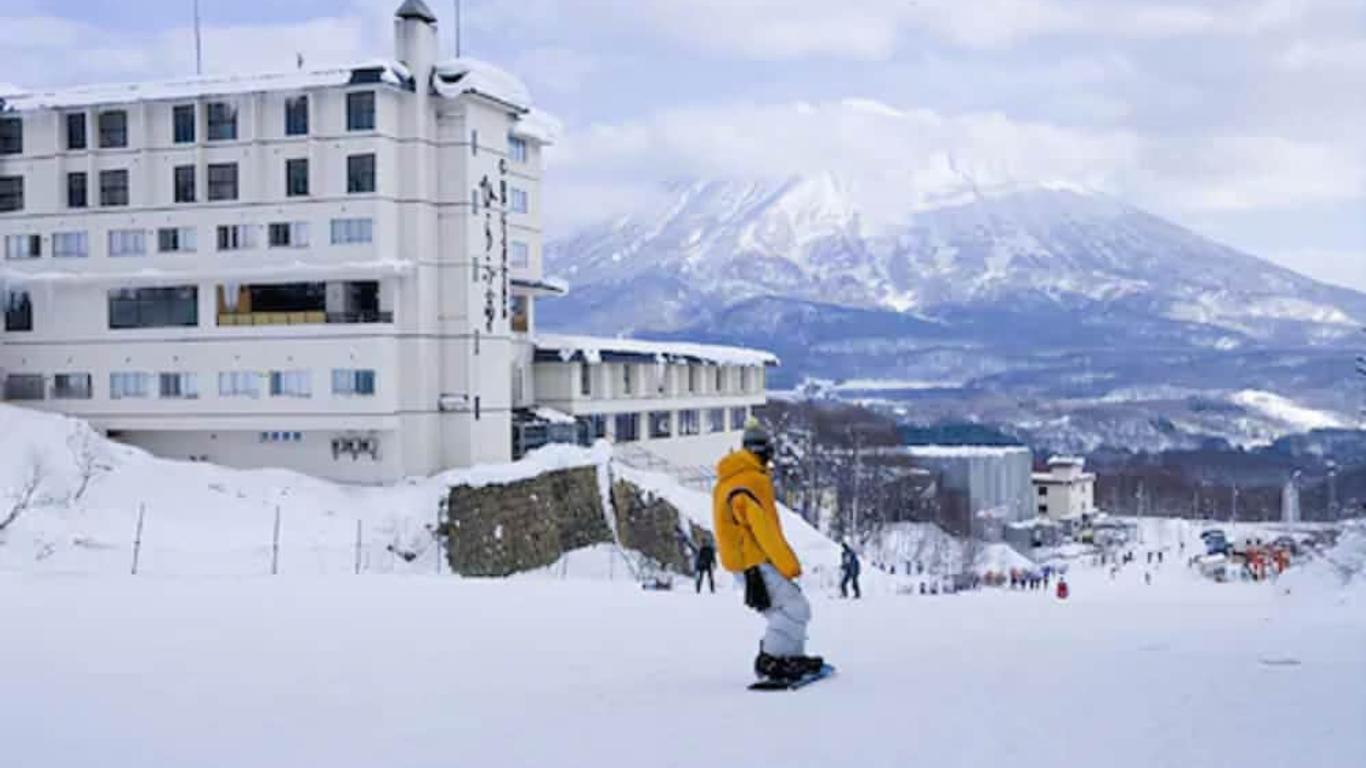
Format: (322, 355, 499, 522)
(3, 558, 1363, 768)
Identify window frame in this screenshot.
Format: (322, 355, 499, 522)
(206, 162, 239, 202)
(67, 171, 88, 209)
(4, 288, 33, 332)
(172, 104, 196, 144)
(284, 95, 309, 136)
(346, 153, 376, 194)
(99, 169, 129, 207)
(0, 175, 24, 212)
(345, 91, 376, 131)
(173, 165, 196, 203)
(97, 110, 128, 148)
(52, 231, 89, 258)
(0, 116, 22, 155)
(52, 373, 93, 400)
(206, 102, 238, 141)
(65, 113, 87, 150)
(285, 157, 309, 197)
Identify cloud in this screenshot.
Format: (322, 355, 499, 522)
(547, 97, 1364, 231)
(513, 47, 600, 95)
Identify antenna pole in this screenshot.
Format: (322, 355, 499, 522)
(454, 0, 462, 57)
(193, 0, 204, 75)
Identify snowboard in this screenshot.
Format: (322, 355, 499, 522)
(748, 663, 836, 692)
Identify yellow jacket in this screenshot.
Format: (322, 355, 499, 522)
(712, 449, 802, 580)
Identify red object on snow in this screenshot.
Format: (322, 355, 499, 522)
(1056, 580, 1069, 600)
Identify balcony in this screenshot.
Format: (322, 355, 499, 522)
(216, 310, 393, 326)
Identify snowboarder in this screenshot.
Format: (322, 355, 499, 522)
(840, 542, 862, 599)
(694, 541, 716, 594)
(714, 418, 823, 683)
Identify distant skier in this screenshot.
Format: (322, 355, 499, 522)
(840, 542, 862, 599)
(714, 419, 823, 682)
(694, 540, 716, 594)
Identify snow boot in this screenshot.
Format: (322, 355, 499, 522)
(754, 652, 806, 682)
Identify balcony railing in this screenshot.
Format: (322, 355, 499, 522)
(216, 310, 393, 327)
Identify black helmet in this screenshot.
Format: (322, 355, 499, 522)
(742, 417, 774, 464)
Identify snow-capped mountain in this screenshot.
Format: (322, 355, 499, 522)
(542, 177, 1366, 446)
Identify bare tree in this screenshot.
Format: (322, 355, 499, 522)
(1, 454, 46, 532)
(66, 427, 110, 503)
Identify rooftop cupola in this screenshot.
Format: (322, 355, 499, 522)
(394, 0, 438, 80)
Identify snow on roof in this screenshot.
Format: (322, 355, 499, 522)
(534, 334, 778, 367)
(905, 445, 1032, 459)
(433, 58, 531, 111)
(0, 62, 413, 112)
(531, 407, 577, 425)
(512, 108, 562, 144)
(1048, 455, 1086, 466)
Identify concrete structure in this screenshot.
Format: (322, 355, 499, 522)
(1031, 456, 1097, 521)
(905, 445, 1035, 527)
(0, 1, 771, 482)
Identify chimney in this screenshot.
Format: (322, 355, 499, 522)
(394, 0, 438, 78)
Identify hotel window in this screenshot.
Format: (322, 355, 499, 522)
(580, 363, 592, 396)
(510, 240, 529, 267)
(729, 406, 748, 431)
(284, 96, 309, 136)
(508, 134, 528, 162)
(67, 172, 88, 208)
(158, 372, 199, 399)
(218, 371, 262, 398)
(108, 229, 147, 257)
(4, 234, 40, 260)
(707, 408, 726, 433)
(687, 365, 698, 393)
(622, 364, 633, 395)
(4, 289, 32, 332)
(53, 231, 88, 258)
(268, 222, 309, 248)
(614, 413, 640, 443)
(4, 374, 46, 401)
(110, 372, 153, 399)
(157, 227, 196, 253)
(332, 369, 376, 396)
(509, 187, 528, 213)
(172, 104, 195, 143)
(66, 113, 87, 150)
(99, 169, 129, 206)
(715, 366, 725, 392)
(0, 116, 21, 155)
(52, 373, 93, 400)
(346, 153, 375, 193)
(649, 411, 672, 439)
(679, 409, 701, 436)
(330, 217, 372, 244)
(510, 295, 529, 333)
(0, 175, 21, 212)
(108, 286, 198, 329)
(174, 165, 196, 203)
(207, 163, 238, 201)
(206, 102, 237, 141)
(346, 91, 375, 131)
(269, 370, 312, 398)
(216, 224, 256, 251)
(286, 158, 309, 197)
(98, 110, 127, 148)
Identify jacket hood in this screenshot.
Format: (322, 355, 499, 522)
(716, 448, 765, 484)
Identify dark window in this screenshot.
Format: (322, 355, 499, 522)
(346, 153, 375, 193)
(0, 117, 21, 155)
(346, 91, 375, 131)
(207, 163, 238, 201)
(99, 169, 129, 206)
(286, 158, 309, 196)
(66, 113, 87, 150)
(108, 286, 199, 329)
(3, 374, 45, 401)
(0, 176, 22, 212)
(52, 373, 92, 400)
(4, 289, 32, 331)
(285, 96, 308, 136)
(206, 102, 237, 141)
(649, 411, 672, 439)
(268, 222, 308, 247)
(614, 413, 640, 442)
(4, 234, 40, 259)
(98, 110, 127, 148)
(174, 165, 196, 203)
(248, 282, 326, 313)
(580, 364, 592, 396)
(67, 172, 88, 208)
(173, 104, 195, 143)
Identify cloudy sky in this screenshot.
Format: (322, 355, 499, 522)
(5, 0, 1364, 289)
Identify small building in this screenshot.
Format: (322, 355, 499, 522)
(905, 445, 1035, 529)
(1032, 456, 1096, 521)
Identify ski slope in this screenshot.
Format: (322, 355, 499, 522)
(2, 559, 1363, 768)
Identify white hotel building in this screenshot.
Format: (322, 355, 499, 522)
(0, 0, 771, 482)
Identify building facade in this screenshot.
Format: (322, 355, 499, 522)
(0, 1, 771, 482)
(905, 445, 1036, 527)
(1031, 456, 1096, 520)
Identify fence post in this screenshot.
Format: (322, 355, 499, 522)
(354, 518, 363, 575)
(271, 505, 281, 575)
(130, 503, 145, 575)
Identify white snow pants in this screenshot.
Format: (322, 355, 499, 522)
(757, 563, 810, 657)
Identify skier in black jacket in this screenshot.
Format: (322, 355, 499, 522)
(694, 541, 716, 594)
(840, 542, 862, 599)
